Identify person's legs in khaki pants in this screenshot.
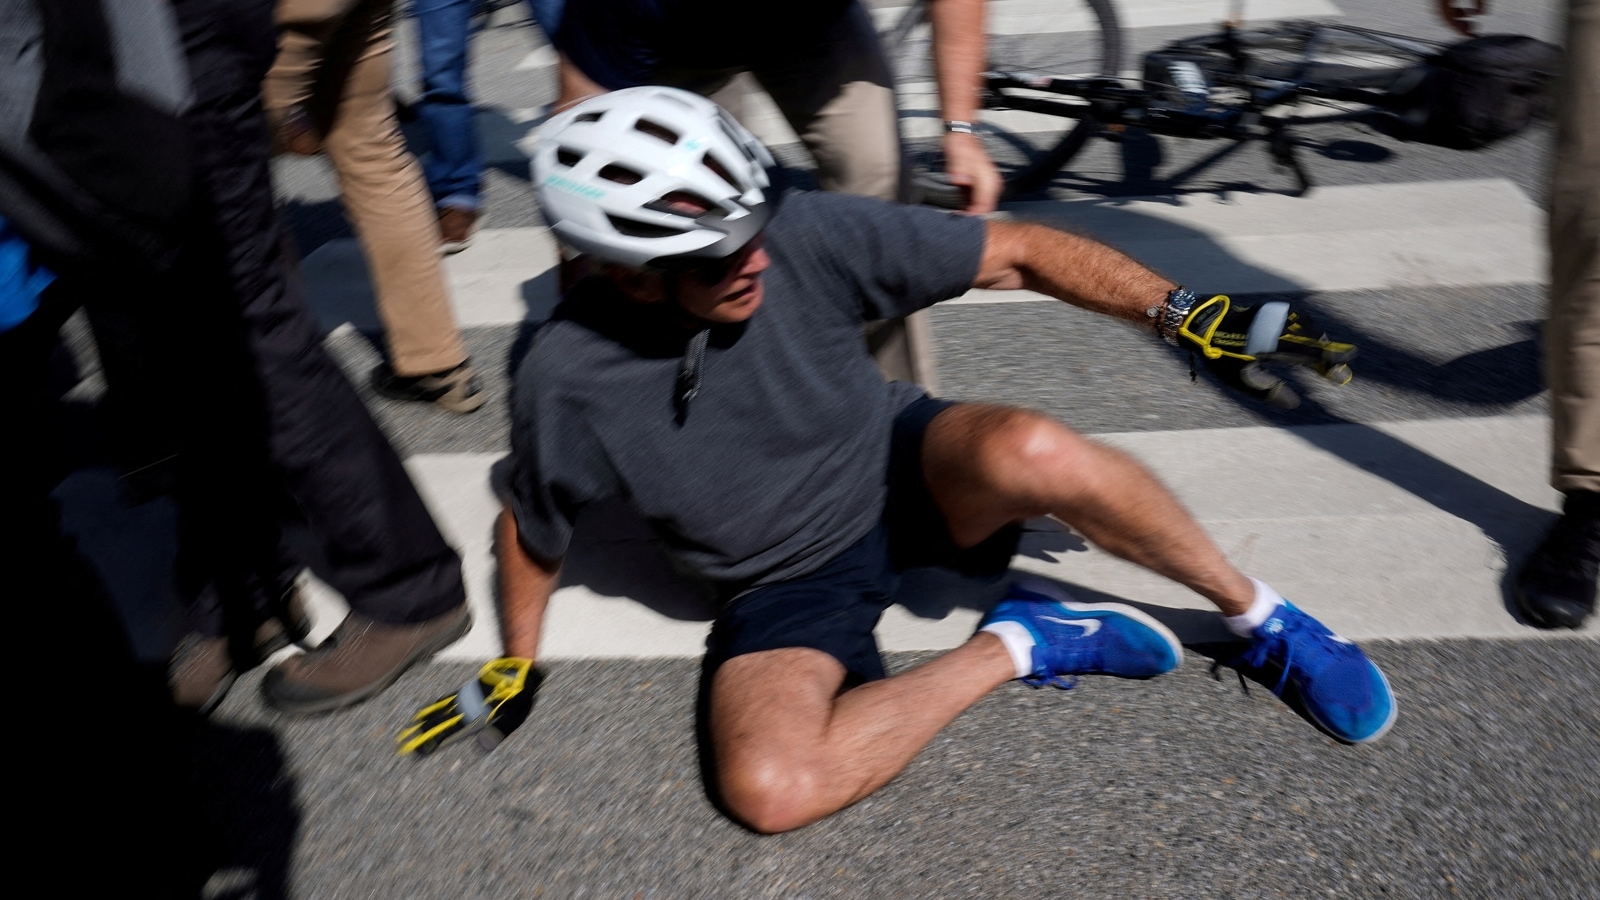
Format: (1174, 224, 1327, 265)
(749, 2, 938, 390)
(1518, 0, 1600, 627)
(266, 0, 480, 409)
(1549, 0, 1600, 493)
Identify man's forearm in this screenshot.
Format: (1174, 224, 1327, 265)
(496, 507, 560, 659)
(977, 220, 1177, 326)
(928, 0, 986, 126)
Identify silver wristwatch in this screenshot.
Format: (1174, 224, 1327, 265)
(1149, 286, 1199, 346)
(944, 119, 976, 134)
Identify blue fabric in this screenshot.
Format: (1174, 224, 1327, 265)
(412, 0, 484, 209)
(0, 217, 54, 332)
(524, 0, 564, 32)
(704, 396, 1022, 681)
(553, 0, 850, 90)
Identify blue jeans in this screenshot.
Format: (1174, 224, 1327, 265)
(412, 0, 483, 211)
(412, 0, 566, 211)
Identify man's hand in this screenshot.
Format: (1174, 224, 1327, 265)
(1435, 0, 1488, 37)
(1178, 295, 1357, 410)
(397, 657, 543, 756)
(943, 131, 1002, 214)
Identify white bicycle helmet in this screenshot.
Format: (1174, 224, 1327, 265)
(530, 86, 775, 268)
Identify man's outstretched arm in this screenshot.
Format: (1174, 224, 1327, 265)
(974, 219, 1175, 327)
(973, 219, 1357, 408)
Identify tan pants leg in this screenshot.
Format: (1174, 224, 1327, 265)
(1549, 0, 1600, 492)
(266, 0, 468, 377)
(751, 3, 939, 391)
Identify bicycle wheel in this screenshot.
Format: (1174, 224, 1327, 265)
(884, 0, 1122, 207)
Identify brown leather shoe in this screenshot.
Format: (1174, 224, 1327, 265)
(169, 634, 239, 715)
(437, 207, 479, 254)
(170, 589, 314, 714)
(261, 606, 472, 715)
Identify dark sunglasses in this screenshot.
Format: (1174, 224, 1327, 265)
(653, 233, 764, 286)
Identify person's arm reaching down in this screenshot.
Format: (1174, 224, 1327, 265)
(929, 0, 1001, 213)
(1435, 0, 1487, 37)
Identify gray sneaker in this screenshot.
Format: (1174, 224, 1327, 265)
(261, 606, 472, 715)
(170, 589, 313, 714)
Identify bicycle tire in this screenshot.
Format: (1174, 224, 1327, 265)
(884, 0, 1122, 207)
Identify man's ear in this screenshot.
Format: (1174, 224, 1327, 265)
(603, 264, 667, 304)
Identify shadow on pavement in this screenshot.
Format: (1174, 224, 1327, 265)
(34, 480, 301, 898)
(189, 721, 299, 900)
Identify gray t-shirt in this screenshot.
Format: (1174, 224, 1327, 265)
(508, 190, 985, 586)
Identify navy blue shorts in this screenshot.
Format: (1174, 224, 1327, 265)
(705, 396, 1022, 682)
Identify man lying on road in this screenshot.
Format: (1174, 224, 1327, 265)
(398, 86, 1395, 833)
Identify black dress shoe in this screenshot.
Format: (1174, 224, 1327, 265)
(1515, 490, 1600, 628)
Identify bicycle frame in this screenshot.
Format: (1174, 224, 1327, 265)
(979, 22, 1437, 196)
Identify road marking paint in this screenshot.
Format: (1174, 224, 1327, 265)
(294, 415, 1590, 660)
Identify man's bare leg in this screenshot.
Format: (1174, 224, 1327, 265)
(707, 403, 1255, 834)
(710, 637, 1014, 834)
(919, 402, 1397, 745)
(923, 404, 1254, 616)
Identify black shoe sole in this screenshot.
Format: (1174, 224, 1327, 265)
(1515, 587, 1593, 629)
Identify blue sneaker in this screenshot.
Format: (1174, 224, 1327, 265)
(1224, 600, 1397, 744)
(980, 579, 1183, 688)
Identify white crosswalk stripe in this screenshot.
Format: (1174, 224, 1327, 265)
(293, 414, 1570, 660)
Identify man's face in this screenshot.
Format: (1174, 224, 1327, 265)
(671, 235, 770, 324)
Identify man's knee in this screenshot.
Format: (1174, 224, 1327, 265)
(716, 756, 826, 834)
(707, 648, 846, 833)
(959, 407, 1095, 490)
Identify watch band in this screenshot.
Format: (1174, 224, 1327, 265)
(1148, 286, 1199, 346)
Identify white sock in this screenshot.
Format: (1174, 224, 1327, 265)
(1224, 577, 1284, 638)
(980, 620, 1037, 679)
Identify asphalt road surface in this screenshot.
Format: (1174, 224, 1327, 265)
(55, 0, 1600, 896)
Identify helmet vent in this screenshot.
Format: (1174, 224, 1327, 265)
(574, 111, 603, 123)
(606, 215, 685, 239)
(701, 152, 737, 191)
(634, 118, 680, 145)
(598, 164, 644, 185)
(556, 146, 583, 167)
(648, 191, 716, 218)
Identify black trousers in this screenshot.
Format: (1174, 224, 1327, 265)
(173, 0, 466, 626)
(13, 0, 465, 631)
